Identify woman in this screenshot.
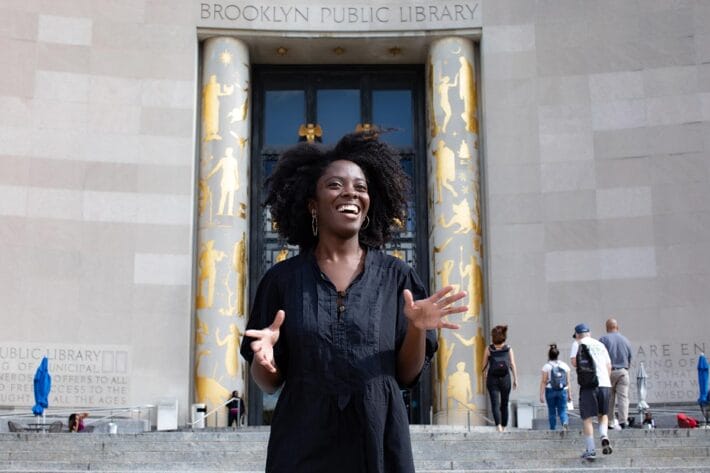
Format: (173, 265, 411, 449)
(240, 132, 467, 472)
(68, 412, 88, 432)
(482, 325, 517, 432)
(539, 344, 571, 430)
(226, 390, 245, 427)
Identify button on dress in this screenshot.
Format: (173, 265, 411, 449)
(241, 248, 437, 473)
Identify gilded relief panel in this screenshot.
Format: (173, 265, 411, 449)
(427, 37, 485, 425)
(194, 37, 251, 424)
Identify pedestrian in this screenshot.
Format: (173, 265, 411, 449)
(240, 131, 467, 472)
(599, 317, 633, 430)
(482, 325, 517, 432)
(539, 343, 571, 430)
(68, 412, 88, 432)
(570, 323, 613, 460)
(226, 390, 245, 427)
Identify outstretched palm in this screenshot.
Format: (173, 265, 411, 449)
(403, 286, 467, 330)
(245, 310, 285, 374)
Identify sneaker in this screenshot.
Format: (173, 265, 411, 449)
(581, 450, 597, 460)
(562, 423, 569, 431)
(601, 436, 613, 455)
(612, 419, 622, 431)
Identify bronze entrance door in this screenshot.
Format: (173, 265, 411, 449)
(248, 65, 431, 424)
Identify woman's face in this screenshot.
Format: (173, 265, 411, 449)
(311, 160, 370, 239)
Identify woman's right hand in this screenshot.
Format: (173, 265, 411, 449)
(245, 310, 285, 374)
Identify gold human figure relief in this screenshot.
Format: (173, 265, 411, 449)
(275, 247, 289, 263)
(447, 361, 476, 411)
(196, 240, 226, 309)
(206, 147, 240, 217)
(436, 69, 459, 133)
(202, 74, 234, 142)
(436, 259, 460, 293)
(436, 335, 455, 409)
(216, 323, 242, 377)
(195, 316, 209, 345)
(195, 350, 231, 407)
(473, 184, 482, 237)
(459, 246, 483, 321)
(234, 233, 246, 316)
(453, 327, 486, 394)
(438, 198, 474, 234)
(298, 123, 323, 143)
(458, 140, 471, 159)
(457, 56, 478, 134)
(226, 78, 249, 124)
(433, 139, 458, 204)
(221, 234, 246, 316)
(198, 178, 213, 222)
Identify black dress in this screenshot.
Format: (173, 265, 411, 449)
(240, 248, 437, 473)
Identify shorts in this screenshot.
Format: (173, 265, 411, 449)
(579, 386, 610, 420)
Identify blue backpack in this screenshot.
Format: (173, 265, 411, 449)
(549, 363, 567, 390)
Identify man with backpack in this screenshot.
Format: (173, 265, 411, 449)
(570, 323, 613, 461)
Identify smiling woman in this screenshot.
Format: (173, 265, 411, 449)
(240, 131, 467, 473)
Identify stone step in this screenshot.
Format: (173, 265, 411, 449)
(4, 443, 707, 461)
(0, 427, 707, 472)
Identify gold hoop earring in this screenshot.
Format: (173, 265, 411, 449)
(311, 211, 318, 236)
(362, 215, 370, 230)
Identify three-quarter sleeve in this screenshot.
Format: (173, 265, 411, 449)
(239, 267, 284, 365)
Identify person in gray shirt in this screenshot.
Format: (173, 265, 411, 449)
(599, 318, 633, 429)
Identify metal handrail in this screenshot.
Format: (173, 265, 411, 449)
(457, 404, 494, 431)
(0, 404, 155, 424)
(188, 397, 241, 427)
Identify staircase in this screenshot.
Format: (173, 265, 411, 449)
(1, 426, 708, 472)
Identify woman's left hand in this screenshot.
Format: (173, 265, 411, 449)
(403, 286, 467, 330)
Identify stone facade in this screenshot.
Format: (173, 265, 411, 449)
(0, 0, 708, 424)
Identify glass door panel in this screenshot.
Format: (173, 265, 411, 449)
(264, 90, 305, 146)
(373, 90, 414, 147)
(317, 89, 360, 144)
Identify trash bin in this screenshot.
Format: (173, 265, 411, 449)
(516, 400, 534, 429)
(191, 403, 207, 429)
(156, 398, 178, 431)
(108, 422, 118, 434)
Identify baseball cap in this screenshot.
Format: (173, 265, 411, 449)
(573, 323, 590, 338)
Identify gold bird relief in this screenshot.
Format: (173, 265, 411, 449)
(298, 123, 323, 143)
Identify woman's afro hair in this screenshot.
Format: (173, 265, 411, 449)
(264, 131, 410, 250)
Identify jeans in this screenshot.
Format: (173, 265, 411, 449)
(486, 374, 511, 427)
(544, 387, 569, 430)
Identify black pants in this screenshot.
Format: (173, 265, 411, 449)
(228, 410, 240, 427)
(486, 374, 511, 427)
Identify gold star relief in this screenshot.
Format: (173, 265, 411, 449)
(219, 50, 233, 65)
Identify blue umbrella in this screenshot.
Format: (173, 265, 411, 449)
(32, 357, 51, 417)
(698, 353, 709, 425)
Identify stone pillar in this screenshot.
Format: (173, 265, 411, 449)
(427, 37, 486, 425)
(194, 37, 251, 426)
